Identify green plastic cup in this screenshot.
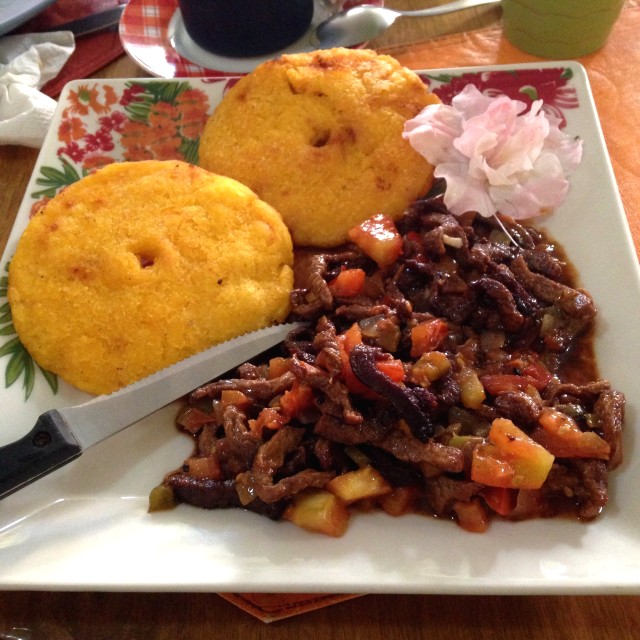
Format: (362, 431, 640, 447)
(502, 0, 625, 58)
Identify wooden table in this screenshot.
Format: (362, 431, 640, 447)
(2, 2, 640, 637)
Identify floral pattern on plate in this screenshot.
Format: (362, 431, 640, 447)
(422, 66, 579, 126)
(0, 68, 579, 400)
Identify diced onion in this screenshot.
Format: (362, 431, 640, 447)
(442, 234, 464, 248)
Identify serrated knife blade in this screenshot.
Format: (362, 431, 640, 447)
(0, 322, 301, 500)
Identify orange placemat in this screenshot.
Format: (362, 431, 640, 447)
(383, 0, 640, 258)
(218, 592, 362, 623)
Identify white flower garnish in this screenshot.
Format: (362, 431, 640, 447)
(403, 84, 583, 220)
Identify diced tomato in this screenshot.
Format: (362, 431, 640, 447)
(481, 352, 553, 395)
(328, 267, 366, 297)
(481, 486, 518, 516)
(489, 418, 555, 487)
(507, 352, 553, 388)
(268, 356, 290, 379)
(336, 331, 372, 397)
(176, 406, 216, 434)
(347, 213, 403, 267)
(342, 322, 363, 351)
(280, 381, 315, 417)
(531, 427, 610, 460)
(452, 497, 490, 533)
(220, 389, 252, 409)
(336, 324, 405, 395)
(410, 318, 449, 357)
(471, 418, 555, 490)
(471, 443, 516, 487)
(374, 359, 405, 383)
(249, 407, 289, 436)
(530, 407, 610, 460)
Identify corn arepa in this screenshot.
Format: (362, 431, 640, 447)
(8, 160, 294, 395)
(198, 48, 440, 248)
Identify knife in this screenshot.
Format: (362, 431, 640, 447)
(55, 3, 127, 38)
(0, 322, 300, 500)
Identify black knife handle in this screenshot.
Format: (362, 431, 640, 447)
(0, 410, 82, 500)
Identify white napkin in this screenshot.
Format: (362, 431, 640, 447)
(0, 31, 75, 148)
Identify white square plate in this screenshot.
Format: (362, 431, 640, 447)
(1, 61, 639, 594)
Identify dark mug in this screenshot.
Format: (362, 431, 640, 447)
(178, 0, 315, 58)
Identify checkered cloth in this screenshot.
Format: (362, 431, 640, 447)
(120, 0, 235, 77)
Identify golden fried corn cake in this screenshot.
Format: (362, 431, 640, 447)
(8, 160, 294, 395)
(198, 48, 440, 247)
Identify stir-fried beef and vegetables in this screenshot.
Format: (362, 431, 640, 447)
(153, 194, 625, 535)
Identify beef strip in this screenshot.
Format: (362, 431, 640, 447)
(289, 356, 363, 425)
(594, 389, 625, 470)
(470, 277, 524, 332)
(541, 460, 609, 519)
(493, 391, 543, 428)
(424, 475, 482, 516)
(378, 428, 464, 473)
(235, 426, 335, 504)
(312, 315, 342, 378)
(213, 405, 261, 477)
(166, 475, 286, 520)
(314, 413, 390, 445)
(191, 371, 295, 401)
(510, 255, 596, 321)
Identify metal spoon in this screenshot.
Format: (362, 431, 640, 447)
(315, 0, 500, 49)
